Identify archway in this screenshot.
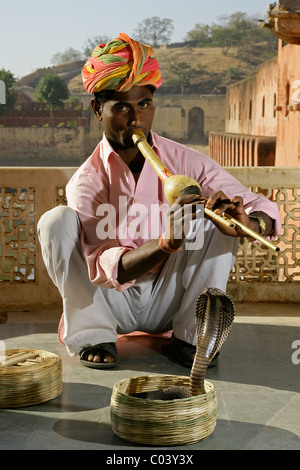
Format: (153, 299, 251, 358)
(188, 107, 205, 142)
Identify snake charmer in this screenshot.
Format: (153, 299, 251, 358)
(38, 33, 281, 368)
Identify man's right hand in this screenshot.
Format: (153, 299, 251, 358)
(164, 194, 204, 250)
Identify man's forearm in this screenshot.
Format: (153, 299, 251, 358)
(117, 239, 169, 285)
(117, 211, 275, 285)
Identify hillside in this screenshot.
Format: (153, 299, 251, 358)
(16, 42, 277, 97)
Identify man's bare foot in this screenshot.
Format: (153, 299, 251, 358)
(86, 351, 115, 364)
(79, 342, 119, 369)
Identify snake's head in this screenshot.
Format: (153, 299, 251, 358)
(195, 287, 235, 359)
(203, 287, 229, 297)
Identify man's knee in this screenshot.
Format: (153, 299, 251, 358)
(38, 206, 79, 242)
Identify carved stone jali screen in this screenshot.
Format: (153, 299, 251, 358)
(0, 167, 299, 304)
(0, 186, 35, 282)
(50, 178, 300, 289)
(229, 185, 300, 284)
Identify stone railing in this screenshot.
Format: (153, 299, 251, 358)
(209, 132, 276, 167)
(0, 166, 299, 307)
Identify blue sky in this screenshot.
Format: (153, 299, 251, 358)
(1, 0, 270, 79)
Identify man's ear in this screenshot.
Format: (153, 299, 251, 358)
(91, 99, 102, 121)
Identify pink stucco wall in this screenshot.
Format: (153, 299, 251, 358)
(275, 40, 300, 166)
(225, 56, 278, 137)
(224, 40, 300, 167)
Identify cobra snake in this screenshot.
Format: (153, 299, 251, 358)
(133, 287, 235, 400)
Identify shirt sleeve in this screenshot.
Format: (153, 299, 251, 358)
(66, 167, 135, 292)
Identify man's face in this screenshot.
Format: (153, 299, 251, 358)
(95, 86, 155, 151)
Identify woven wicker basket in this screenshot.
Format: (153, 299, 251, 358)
(0, 349, 62, 408)
(110, 374, 217, 446)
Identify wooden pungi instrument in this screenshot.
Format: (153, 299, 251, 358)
(132, 129, 279, 252)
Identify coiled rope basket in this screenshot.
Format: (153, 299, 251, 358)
(0, 348, 62, 408)
(110, 374, 217, 446)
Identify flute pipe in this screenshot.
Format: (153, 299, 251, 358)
(224, 214, 280, 252)
(203, 207, 279, 252)
(200, 195, 279, 251)
(133, 130, 236, 228)
(132, 130, 279, 252)
(132, 130, 171, 182)
(204, 208, 236, 229)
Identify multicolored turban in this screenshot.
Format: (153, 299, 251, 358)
(82, 33, 162, 94)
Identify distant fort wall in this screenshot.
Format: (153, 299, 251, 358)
(0, 94, 225, 166)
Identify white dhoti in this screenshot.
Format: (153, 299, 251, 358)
(37, 206, 238, 357)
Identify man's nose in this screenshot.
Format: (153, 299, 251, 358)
(129, 107, 142, 128)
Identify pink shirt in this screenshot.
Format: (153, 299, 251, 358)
(66, 132, 281, 291)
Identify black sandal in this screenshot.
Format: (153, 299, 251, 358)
(79, 342, 119, 369)
(162, 336, 219, 368)
(162, 337, 196, 367)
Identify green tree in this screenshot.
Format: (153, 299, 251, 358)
(184, 23, 212, 46)
(0, 69, 16, 115)
(226, 66, 244, 81)
(210, 12, 255, 54)
(69, 96, 81, 110)
(168, 62, 206, 94)
(185, 12, 277, 65)
(35, 74, 69, 109)
(133, 17, 174, 46)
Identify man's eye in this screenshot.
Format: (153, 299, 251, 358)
(140, 101, 150, 108)
(116, 104, 128, 111)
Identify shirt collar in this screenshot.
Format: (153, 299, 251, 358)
(150, 131, 160, 156)
(101, 133, 118, 170)
(101, 131, 159, 171)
